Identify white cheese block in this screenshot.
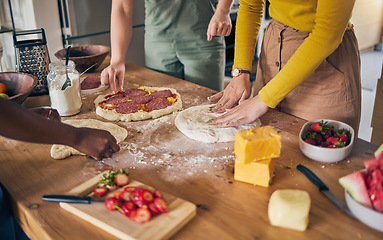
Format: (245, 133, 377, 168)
(268, 189, 311, 231)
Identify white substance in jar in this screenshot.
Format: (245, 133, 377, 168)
(49, 73, 82, 116)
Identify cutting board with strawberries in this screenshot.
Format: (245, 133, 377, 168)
(60, 171, 196, 240)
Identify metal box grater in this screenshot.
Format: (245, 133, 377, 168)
(13, 28, 50, 95)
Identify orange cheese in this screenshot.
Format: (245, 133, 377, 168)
(234, 126, 281, 164)
(234, 158, 276, 187)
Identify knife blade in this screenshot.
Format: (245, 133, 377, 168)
(296, 164, 355, 218)
(42, 195, 104, 204)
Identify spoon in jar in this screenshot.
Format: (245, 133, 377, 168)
(61, 46, 72, 91)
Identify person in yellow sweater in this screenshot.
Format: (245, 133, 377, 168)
(210, 0, 361, 134)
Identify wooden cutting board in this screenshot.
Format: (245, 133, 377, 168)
(60, 171, 196, 240)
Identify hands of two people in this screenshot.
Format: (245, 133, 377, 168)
(207, 7, 232, 41)
(100, 61, 126, 93)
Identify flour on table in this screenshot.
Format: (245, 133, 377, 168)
(175, 104, 262, 143)
(51, 119, 128, 159)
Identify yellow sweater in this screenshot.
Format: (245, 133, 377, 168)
(233, 0, 355, 108)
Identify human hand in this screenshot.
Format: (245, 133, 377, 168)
(100, 62, 126, 93)
(211, 95, 269, 127)
(31, 107, 61, 122)
(72, 127, 120, 161)
(207, 8, 232, 41)
(208, 74, 252, 112)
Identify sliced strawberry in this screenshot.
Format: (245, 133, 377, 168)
(113, 190, 124, 200)
(126, 210, 137, 219)
(121, 201, 137, 215)
(154, 198, 168, 213)
(121, 191, 132, 201)
(104, 197, 121, 211)
(115, 173, 129, 186)
(148, 202, 161, 215)
(134, 206, 152, 223)
(93, 187, 108, 196)
(123, 186, 137, 192)
(154, 189, 163, 198)
(142, 189, 154, 203)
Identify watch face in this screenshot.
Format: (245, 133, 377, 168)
(232, 68, 240, 77)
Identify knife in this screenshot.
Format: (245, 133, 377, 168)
(296, 164, 355, 218)
(42, 195, 104, 204)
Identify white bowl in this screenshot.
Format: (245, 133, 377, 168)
(299, 119, 354, 163)
(345, 190, 383, 232)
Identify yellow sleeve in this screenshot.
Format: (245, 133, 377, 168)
(233, 0, 265, 71)
(259, 0, 356, 108)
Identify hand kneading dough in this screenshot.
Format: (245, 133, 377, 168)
(51, 119, 128, 159)
(175, 104, 261, 143)
(268, 189, 311, 231)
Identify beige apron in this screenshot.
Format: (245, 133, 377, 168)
(254, 19, 361, 134)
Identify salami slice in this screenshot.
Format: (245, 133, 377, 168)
(115, 101, 142, 114)
(130, 94, 153, 104)
(105, 96, 128, 105)
(123, 88, 147, 97)
(145, 97, 170, 111)
(81, 74, 101, 90)
(150, 90, 173, 98)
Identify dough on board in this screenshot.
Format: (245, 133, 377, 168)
(51, 119, 128, 159)
(175, 104, 262, 143)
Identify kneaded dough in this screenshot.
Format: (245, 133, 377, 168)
(175, 104, 262, 143)
(94, 86, 182, 122)
(51, 119, 128, 159)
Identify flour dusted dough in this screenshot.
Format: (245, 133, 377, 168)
(175, 104, 262, 143)
(94, 86, 182, 122)
(51, 119, 128, 159)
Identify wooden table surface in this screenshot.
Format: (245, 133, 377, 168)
(0, 61, 382, 240)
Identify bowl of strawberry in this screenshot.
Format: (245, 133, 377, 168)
(299, 119, 354, 163)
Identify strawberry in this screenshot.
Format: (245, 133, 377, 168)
(320, 142, 331, 148)
(121, 191, 133, 201)
(304, 138, 316, 145)
(326, 137, 339, 145)
(327, 144, 337, 148)
(142, 189, 154, 203)
(132, 188, 147, 207)
(148, 202, 161, 215)
(154, 198, 168, 213)
(123, 186, 137, 192)
(115, 173, 129, 186)
(134, 206, 152, 223)
(121, 201, 137, 216)
(338, 133, 348, 143)
(113, 190, 124, 200)
(93, 187, 108, 196)
(154, 189, 163, 198)
(104, 197, 122, 211)
(309, 121, 323, 132)
(126, 210, 137, 220)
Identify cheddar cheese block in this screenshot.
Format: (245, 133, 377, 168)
(234, 158, 276, 187)
(268, 189, 311, 231)
(234, 126, 282, 164)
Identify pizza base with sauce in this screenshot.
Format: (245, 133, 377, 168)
(94, 86, 182, 122)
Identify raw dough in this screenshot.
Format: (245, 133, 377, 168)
(94, 86, 182, 122)
(175, 104, 262, 143)
(51, 119, 128, 159)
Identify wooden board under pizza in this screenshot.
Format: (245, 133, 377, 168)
(94, 86, 182, 122)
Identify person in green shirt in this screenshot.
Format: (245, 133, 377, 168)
(101, 0, 234, 92)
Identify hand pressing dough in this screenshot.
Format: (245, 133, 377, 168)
(175, 104, 262, 143)
(51, 119, 127, 159)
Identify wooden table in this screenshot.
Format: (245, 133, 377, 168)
(0, 61, 381, 240)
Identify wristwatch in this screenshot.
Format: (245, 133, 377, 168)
(231, 68, 251, 77)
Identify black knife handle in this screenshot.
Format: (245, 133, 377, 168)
(296, 164, 329, 191)
(42, 195, 91, 204)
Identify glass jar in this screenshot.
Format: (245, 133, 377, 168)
(47, 60, 82, 116)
